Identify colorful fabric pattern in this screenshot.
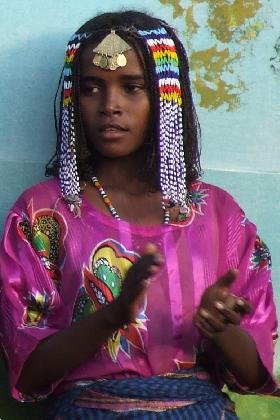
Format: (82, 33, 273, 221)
(73, 239, 147, 361)
(45, 368, 237, 419)
(22, 290, 55, 328)
(250, 236, 272, 272)
(17, 199, 67, 290)
(171, 181, 209, 226)
(0, 179, 278, 403)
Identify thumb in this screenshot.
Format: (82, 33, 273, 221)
(216, 269, 239, 288)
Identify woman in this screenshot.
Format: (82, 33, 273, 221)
(0, 10, 278, 419)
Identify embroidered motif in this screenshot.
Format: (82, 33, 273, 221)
(17, 199, 68, 290)
(249, 236, 271, 272)
(171, 182, 209, 226)
(73, 239, 147, 362)
(22, 290, 55, 328)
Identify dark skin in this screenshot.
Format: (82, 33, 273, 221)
(17, 46, 268, 395)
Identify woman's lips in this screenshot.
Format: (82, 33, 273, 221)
(99, 125, 128, 140)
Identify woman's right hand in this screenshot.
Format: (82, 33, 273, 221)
(114, 243, 164, 324)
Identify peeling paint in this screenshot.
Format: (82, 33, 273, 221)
(159, 0, 268, 111)
(191, 46, 244, 111)
(159, 0, 184, 18)
(207, 0, 262, 44)
(185, 5, 199, 40)
(270, 36, 280, 74)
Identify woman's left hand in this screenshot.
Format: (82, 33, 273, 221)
(194, 269, 251, 340)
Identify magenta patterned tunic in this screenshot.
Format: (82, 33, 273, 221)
(0, 179, 278, 401)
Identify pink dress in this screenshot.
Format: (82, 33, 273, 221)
(0, 178, 278, 401)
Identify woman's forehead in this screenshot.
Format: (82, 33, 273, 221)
(80, 46, 146, 77)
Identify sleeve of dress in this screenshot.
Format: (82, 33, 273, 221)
(0, 207, 67, 402)
(223, 203, 279, 394)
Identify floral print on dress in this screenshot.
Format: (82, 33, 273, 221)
(73, 239, 148, 362)
(17, 199, 68, 290)
(250, 236, 272, 272)
(22, 290, 55, 328)
(172, 182, 209, 226)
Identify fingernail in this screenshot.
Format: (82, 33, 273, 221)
(236, 299, 244, 306)
(200, 308, 209, 318)
(215, 301, 225, 310)
(154, 254, 164, 264)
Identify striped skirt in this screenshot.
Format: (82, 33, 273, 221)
(45, 368, 238, 419)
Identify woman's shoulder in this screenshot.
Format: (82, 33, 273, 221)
(11, 178, 61, 213)
(190, 180, 246, 221)
(190, 180, 241, 207)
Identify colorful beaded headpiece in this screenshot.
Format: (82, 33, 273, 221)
(138, 27, 187, 211)
(59, 32, 91, 216)
(58, 27, 187, 216)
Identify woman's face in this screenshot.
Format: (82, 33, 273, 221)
(79, 44, 151, 159)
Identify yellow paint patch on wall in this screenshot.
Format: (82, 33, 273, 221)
(191, 46, 244, 111)
(159, 0, 267, 111)
(185, 5, 199, 41)
(159, 0, 184, 18)
(208, 0, 262, 43)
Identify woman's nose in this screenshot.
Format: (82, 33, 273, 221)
(99, 88, 122, 115)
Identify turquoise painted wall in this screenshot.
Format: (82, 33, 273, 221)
(0, 1, 279, 418)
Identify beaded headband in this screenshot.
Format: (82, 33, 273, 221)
(59, 27, 187, 216)
(138, 28, 187, 211)
(59, 32, 91, 216)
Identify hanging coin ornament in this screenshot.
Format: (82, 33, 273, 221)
(116, 54, 127, 67)
(92, 30, 131, 70)
(99, 55, 108, 69)
(109, 56, 118, 70)
(93, 55, 101, 67)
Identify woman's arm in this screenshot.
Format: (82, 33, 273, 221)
(212, 323, 268, 389)
(17, 247, 163, 395)
(194, 270, 268, 389)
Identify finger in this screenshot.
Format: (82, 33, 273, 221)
(121, 278, 149, 307)
(223, 294, 251, 315)
(234, 298, 251, 315)
(199, 308, 226, 332)
(130, 254, 161, 283)
(215, 269, 239, 289)
(214, 301, 242, 325)
(194, 315, 215, 339)
(144, 243, 158, 254)
(223, 293, 238, 310)
(149, 265, 161, 275)
(143, 244, 164, 265)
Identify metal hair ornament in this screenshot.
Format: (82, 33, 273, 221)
(137, 27, 188, 215)
(92, 30, 132, 70)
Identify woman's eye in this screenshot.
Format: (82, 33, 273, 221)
(125, 84, 144, 93)
(91, 86, 100, 93)
(81, 85, 100, 95)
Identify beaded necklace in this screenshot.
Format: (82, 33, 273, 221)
(92, 176, 170, 224)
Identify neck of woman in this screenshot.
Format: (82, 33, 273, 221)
(94, 153, 158, 195)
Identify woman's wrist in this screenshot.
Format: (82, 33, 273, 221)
(211, 323, 240, 346)
(104, 299, 130, 330)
